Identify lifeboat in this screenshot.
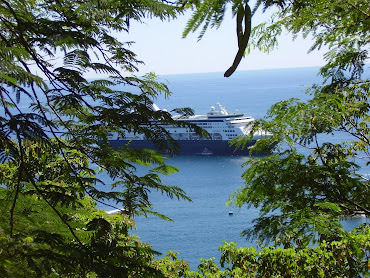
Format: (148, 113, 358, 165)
(213, 133, 222, 140)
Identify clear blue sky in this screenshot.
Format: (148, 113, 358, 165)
(122, 10, 326, 77)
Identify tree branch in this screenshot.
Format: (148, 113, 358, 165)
(224, 2, 251, 77)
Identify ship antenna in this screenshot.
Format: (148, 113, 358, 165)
(217, 102, 228, 115)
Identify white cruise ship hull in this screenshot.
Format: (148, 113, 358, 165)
(107, 103, 269, 156)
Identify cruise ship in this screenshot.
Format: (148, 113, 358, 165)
(108, 103, 268, 155)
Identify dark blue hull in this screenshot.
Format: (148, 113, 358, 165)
(108, 139, 255, 156)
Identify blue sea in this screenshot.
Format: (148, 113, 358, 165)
(101, 67, 369, 269)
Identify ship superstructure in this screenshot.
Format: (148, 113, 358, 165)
(108, 103, 267, 155)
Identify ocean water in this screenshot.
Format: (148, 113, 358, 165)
(100, 67, 368, 269)
(2, 65, 368, 268)
(131, 67, 321, 266)
(4, 65, 368, 269)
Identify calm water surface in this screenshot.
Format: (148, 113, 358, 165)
(134, 156, 259, 268)
(98, 67, 369, 269)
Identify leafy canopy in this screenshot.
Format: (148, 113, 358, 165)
(181, 0, 370, 277)
(1, 0, 370, 276)
(228, 0, 370, 244)
(184, 0, 370, 242)
(0, 0, 206, 276)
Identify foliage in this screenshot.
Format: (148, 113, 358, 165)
(185, 0, 370, 243)
(0, 0, 206, 276)
(226, 81, 368, 244)
(0, 185, 163, 277)
(2, 0, 370, 276)
(247, 0, 369, 80)
(184, 0, 369, 78)
(186, 225, 370, 277)
(153, 224, 369, 277)
(182, 0, 370, 277)
(0, 137, 188, 277)
(227, 0, 370, 244)
(153, 251, 190, 277)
